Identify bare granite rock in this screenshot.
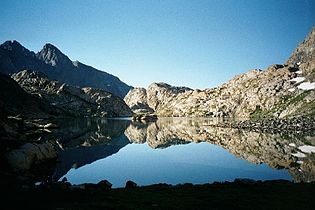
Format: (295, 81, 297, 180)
(11, 70, 132, 117)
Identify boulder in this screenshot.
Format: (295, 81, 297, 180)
(97, 180, 112, 190)
(125, 180, 137, 189)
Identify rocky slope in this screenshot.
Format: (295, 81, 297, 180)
(11, 70, 132, 118)
(0, 41, 131, 98)
(287, 27, 315, 81)
(125, 27, 315, 119)
(0, 72, 66, 146)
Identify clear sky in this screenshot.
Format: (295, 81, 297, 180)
(1, 0, 314, 89)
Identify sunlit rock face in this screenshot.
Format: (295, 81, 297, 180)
(124, 28, 315, 119)
(11, 70, 132, 117)
(124, 88, 154, 114)
(125, 118, 315, 182)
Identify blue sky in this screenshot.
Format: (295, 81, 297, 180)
(1, 0, 314, 89)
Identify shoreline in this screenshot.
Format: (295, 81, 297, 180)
(2, 178, 315, 209)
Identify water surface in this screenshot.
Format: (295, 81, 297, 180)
(52, 118, 315, 187)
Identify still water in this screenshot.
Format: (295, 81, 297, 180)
(48, 118, 315, 188)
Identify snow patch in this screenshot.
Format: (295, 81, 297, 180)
(289, 77, 305, 83)
(35, 182, 42, 186)
(295, 70, 303, 74)
(292, 152, 306, 158)
(297, 82, 315, 90)
(288, 88, 295, 92)
(297, 161, 304, 164)
(298, 145, 315, 154)
(289, 143, 296, 147)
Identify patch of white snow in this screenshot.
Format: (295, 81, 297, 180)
(298, 145, 315, 154)
(295, 70, 303, 74)
(289, 77, 305, 83)
(289, 143, 296, 147)
(297, 82, 315, 90)
(292, 152, 306, 158)
(35, 182, 42, 186)
(288, 88, 295, 92)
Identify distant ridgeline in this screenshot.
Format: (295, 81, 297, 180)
(125, 27, 315, 119)
(0, 41, 131, 98)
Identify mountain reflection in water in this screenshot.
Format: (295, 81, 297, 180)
(47, 117, 314, 187)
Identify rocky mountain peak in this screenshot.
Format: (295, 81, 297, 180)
(287, 27, 315, 65)
(0, 40, 35, 57)
(1, 40, 22, 50)
(37, 43, 72, 67)
(286, 27, 315, 81)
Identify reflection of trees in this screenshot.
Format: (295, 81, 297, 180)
(125, 118, 315, 182)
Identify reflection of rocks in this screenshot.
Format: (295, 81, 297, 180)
(53, 118, 131, 148)
(50, 118, 131, 181)
(125, 118, 315, 182)
(124, 123, 147, 144)
(132, 113, 158, 123)
(6, 142, 57, 171)
(54, 135, 130, 181)
(4, 118, 131, 183)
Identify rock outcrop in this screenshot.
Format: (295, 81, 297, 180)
(11, 70, 132, 117)
(6, 142, 57, 171)
(124, 27, 315, 119)
(0, 41, 131, 98)
(124, 88, 153, 113)
(124, 83, 191, 114)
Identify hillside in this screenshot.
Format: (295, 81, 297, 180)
(125, 27, 315, 120)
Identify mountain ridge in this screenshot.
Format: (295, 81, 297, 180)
(0, 40, 131, 98)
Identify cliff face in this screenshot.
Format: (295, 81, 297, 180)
(124, 88, 154, 114)
(11, 70, 132, 117)
(0, 41, 132, 98)
(124, 27, 315, 119)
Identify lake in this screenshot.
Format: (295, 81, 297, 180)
(44, 117, 315, 188)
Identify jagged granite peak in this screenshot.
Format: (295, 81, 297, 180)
(37, 43, 72, 67)
(0, 40, 132, 98)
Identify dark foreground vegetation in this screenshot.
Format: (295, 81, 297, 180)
(2, 178, 315, 210)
